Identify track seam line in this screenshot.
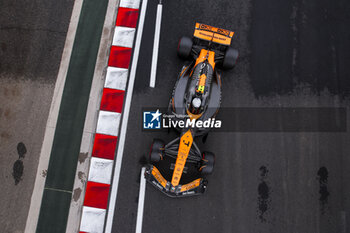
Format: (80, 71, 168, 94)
(44, 187, 73, 194)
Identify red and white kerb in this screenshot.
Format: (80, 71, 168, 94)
(79, 0, 140, 232)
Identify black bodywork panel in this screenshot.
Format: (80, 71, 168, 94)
(169, 61, 222, 136)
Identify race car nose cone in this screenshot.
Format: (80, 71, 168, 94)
(192, 98, 201, 108)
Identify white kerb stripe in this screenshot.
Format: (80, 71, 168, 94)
(104, 0, 148, 231)
(105, 67, 128, 90)
(149, 4, 163, 88)
(80, 206, 106, 233)
(119, 0, 141, 9)
(88, 157, 114, 184)
(96, 111, 121, 136)
(135, 167, 146, 233)
(112, 26, 136, 48)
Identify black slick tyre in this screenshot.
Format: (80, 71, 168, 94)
(177, 36, 193, 59)
(222, 47, 239, 69)
(149, 139, 165, 163)
(200, 151, 215, 175)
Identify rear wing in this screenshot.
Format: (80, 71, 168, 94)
(194, 23, 234, 46)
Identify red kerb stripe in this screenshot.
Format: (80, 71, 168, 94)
(83, 181, 110, 209)
(108, 46, 132, 68)
(100, 88, 125, 113)
(116, 7, 139, 28)
(92, 133, 118, 160)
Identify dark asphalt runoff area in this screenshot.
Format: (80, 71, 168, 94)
(0, 0, 74, 232)
(112, 0, 350, 233)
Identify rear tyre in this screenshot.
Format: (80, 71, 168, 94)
(200, 151, 215, 175)
(222, 47, 239, 69)
(149, 139, 165, 163)
(177, 36, 193, 59)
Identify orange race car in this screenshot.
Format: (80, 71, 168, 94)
(145, 23, 238, 197)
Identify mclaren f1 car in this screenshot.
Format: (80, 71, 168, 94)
(145, 23, 238, 197)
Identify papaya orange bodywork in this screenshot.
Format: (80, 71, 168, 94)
(194, 49, 215, 70)
(194, 23, 234, 46)
(180, 178, 201, 192)
(180, 65, 189, 77)
(191, 49, 215, 78)
(186, 109, 203, 120)
(171, 130, 193, 186)
(152, 166, 167, 188)
(197, 73, 207, 93)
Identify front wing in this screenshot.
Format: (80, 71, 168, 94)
(144, 165, 207, 197)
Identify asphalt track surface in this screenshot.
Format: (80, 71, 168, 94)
(0, 0, 74, 82)
(0, 0, 74, 232)
(112, 0, 350, 233)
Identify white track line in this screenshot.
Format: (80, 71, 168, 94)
(104, 0, 148, 232)
(149, 3, 163, 88)
(135, 167, 146, 233)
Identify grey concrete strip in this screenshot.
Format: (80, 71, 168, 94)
(24, 0, 84, 232)
(65, 0, 121, 232)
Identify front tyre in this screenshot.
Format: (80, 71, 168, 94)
(222, 47, 239, 69)
(149, 139, 165, 163)
(200, 151, 215, 175)
(177, 36, 193, 59)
